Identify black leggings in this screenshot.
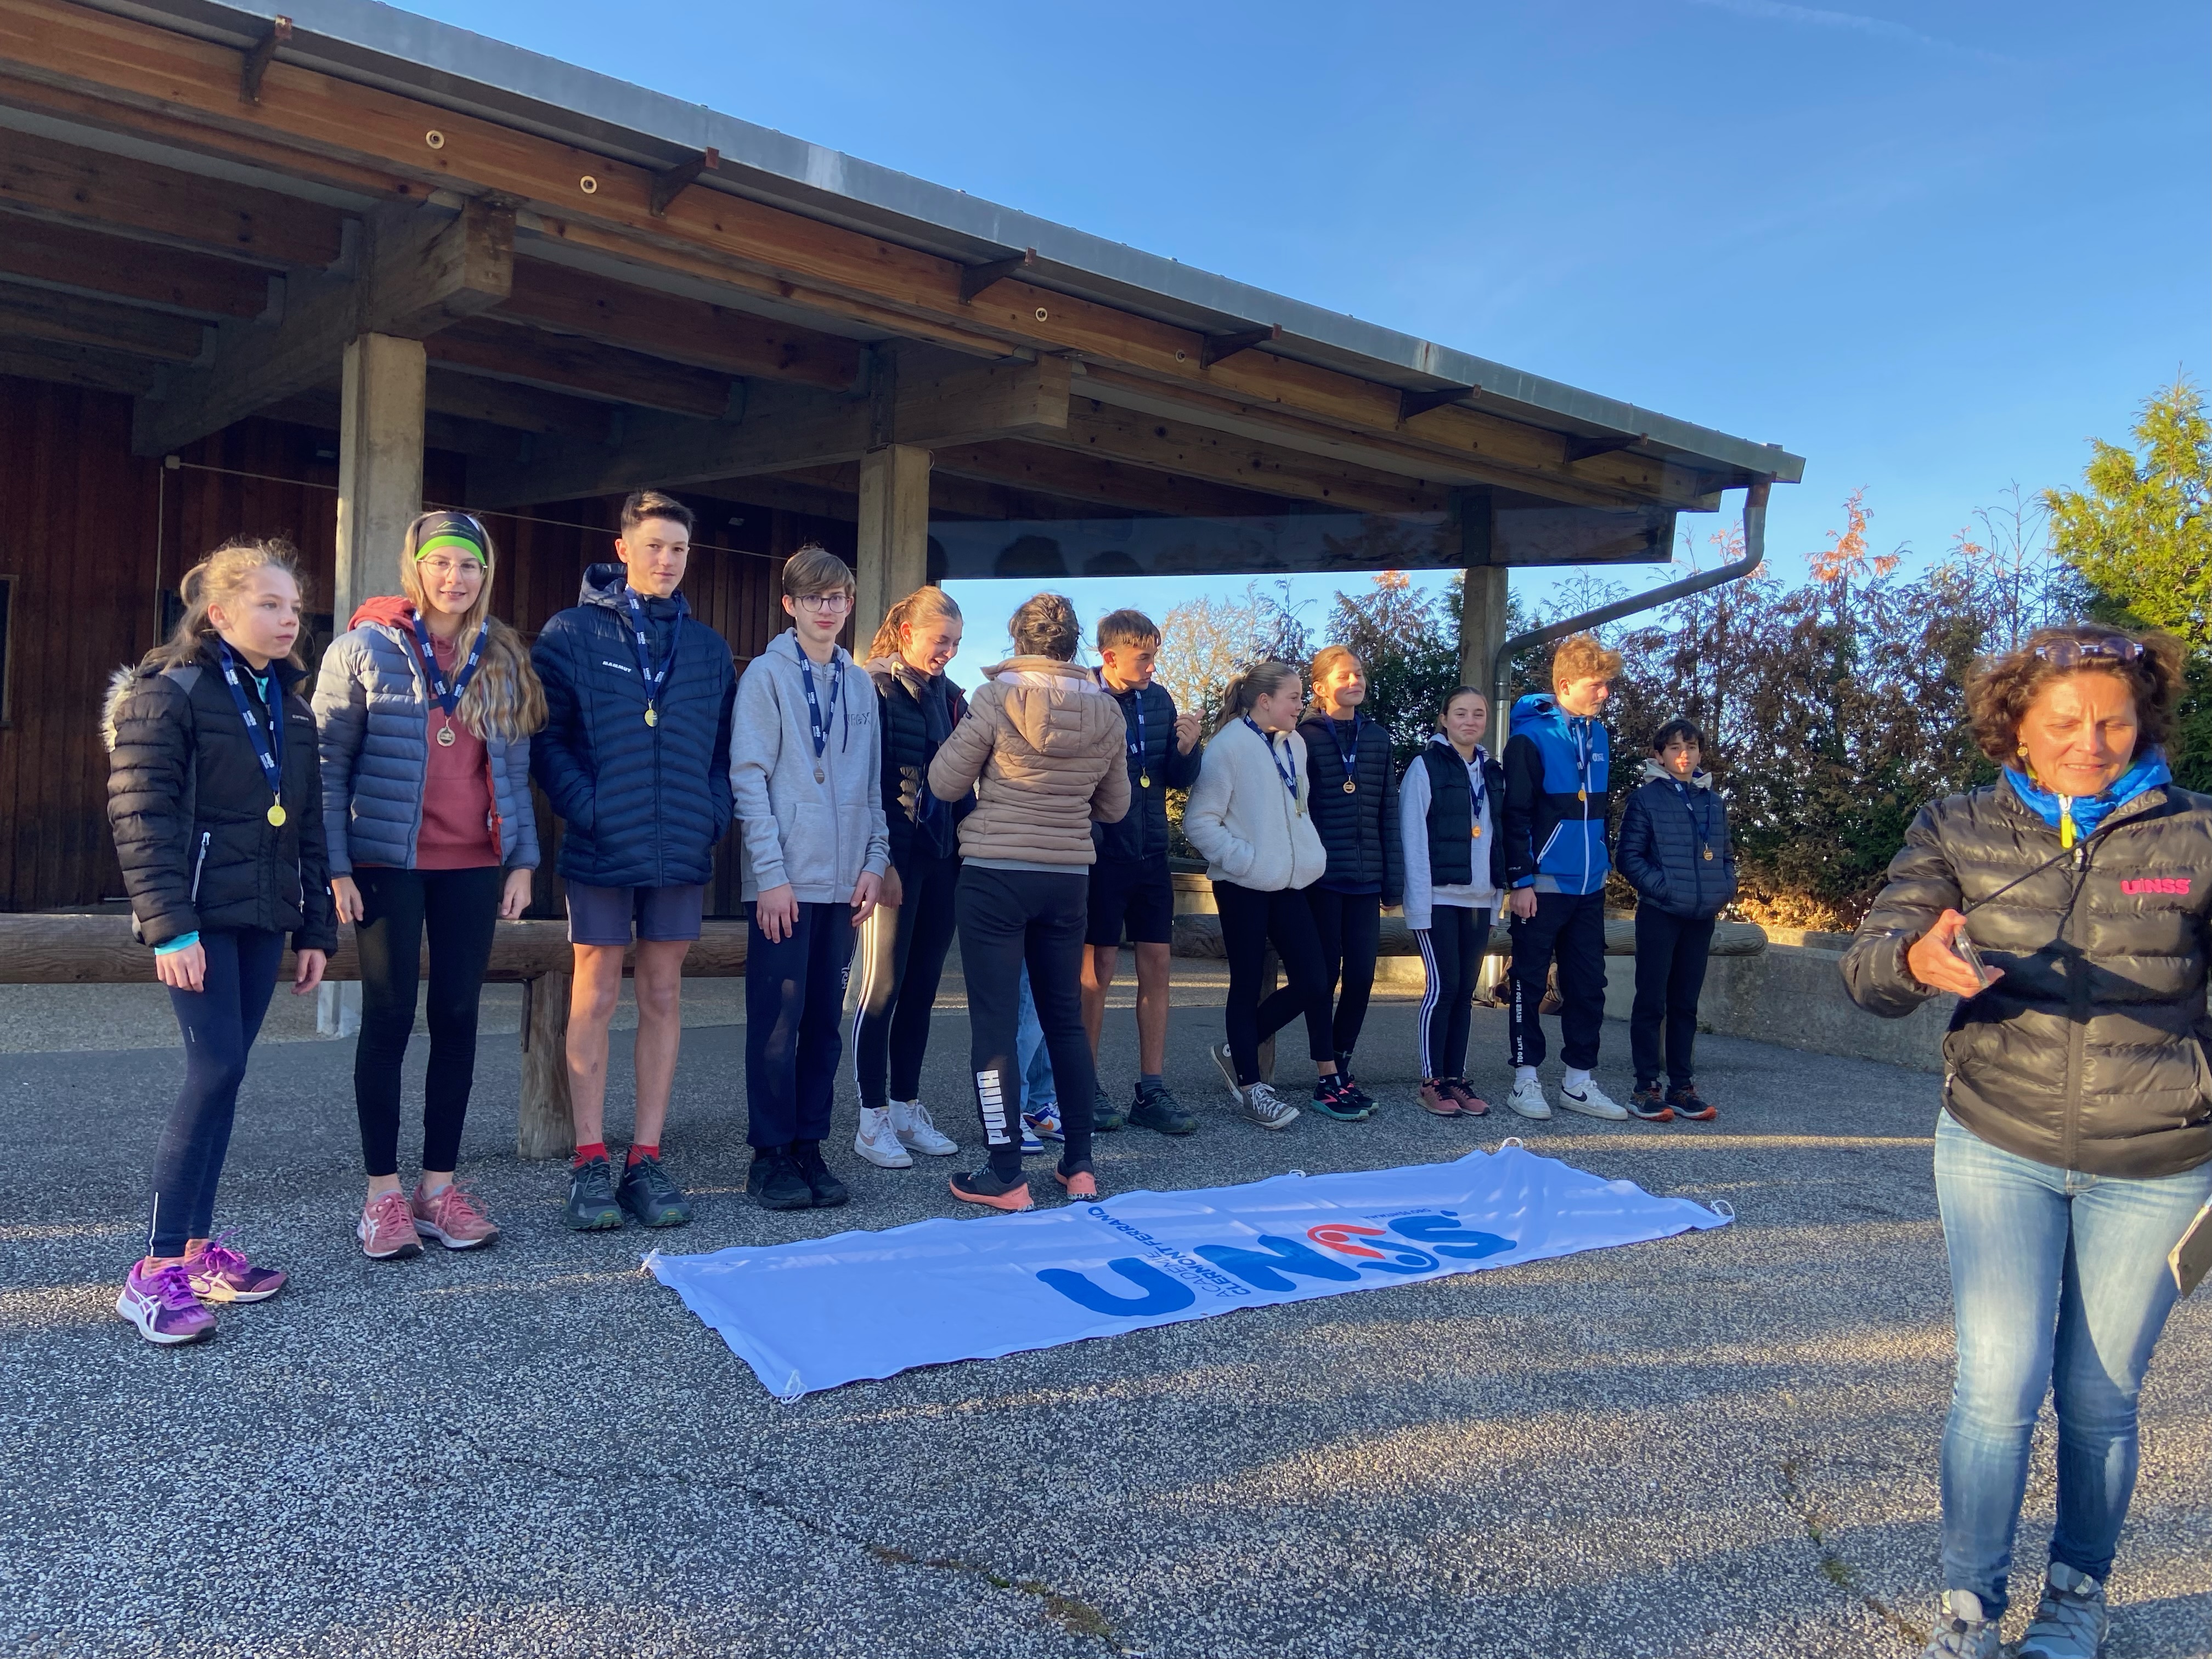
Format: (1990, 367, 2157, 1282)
(955, 865, 1094, 1180)
(353, 865, 503, 1178)
(150, 927, 283, 1256)
(1306, 887, 1381, 1063)
(1415, 905, 1489, 1083)
(850, 848, 960, 1110)
(1212, 880, 1334, 1086)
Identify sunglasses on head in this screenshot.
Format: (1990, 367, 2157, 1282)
(2032, 635, 2142, 668)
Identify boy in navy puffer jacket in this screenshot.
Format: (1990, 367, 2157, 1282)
(1501, 634, 1629, 1122)
(531, 491, 736, 1233)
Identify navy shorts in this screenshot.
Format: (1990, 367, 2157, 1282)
(1085, 856, 1175, 947)
(565, 882, 706, 947)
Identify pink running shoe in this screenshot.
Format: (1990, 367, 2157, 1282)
(412, 1181, 500, 1250)
(116, 1260, 215, 1345)
(185, 1231, 287, 1302)
(358, 1190, 424, 1261)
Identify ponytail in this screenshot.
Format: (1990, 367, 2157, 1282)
(1216, 659, 1300, 735)
(148, 538, 304, 672)
(867, 585, 963, 665)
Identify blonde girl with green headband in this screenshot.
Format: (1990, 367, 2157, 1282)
(314, 510, 546, 1262)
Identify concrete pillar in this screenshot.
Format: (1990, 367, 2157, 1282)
(1459, 563, 1511, 731)
(854, 443, 933, 658)
(334, 332, 426, 624)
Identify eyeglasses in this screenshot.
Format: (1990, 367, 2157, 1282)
(2032, 635, 2142, 668)
(793, 592, 853, 614)
(418, 557, 486, 580)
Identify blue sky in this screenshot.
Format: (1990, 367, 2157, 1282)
(411, 0, 2208, 678)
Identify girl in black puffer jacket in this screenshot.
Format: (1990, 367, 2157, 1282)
(104, 539, 337, 1347)
(1843, 625, 2212, 1659)
(1297, 645, 1402, 1116)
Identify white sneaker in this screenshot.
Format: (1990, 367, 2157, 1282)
(1506, 1077, 1553, 1120)
(854, 1106, 913, 1169)
(1557, 1079, 1629, 1120)
(1239, 1082, 1300, 1131)
(1211, 1041, 1246, 1103)
(889, 1099, 958, 1156)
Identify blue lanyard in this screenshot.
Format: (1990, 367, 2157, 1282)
(800, 653, 842, 761)
(409, 613, 488, 719)
(1243, 716, 1297, 799)
(1571, 718, 1594, 803)
(1126, 690, 1154, 787)
(621, 587, 683, 723)
(1466, 749, 1488, 821)
(1328, 715, 1362, 789)
(216, 640, 286, 822)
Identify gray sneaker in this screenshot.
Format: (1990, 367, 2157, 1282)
(615, 1153, 692, 1228)
(2016, 1564, 2109, 1659)
(1211, 1041, 1245, 1103)
(1920, 1591, 2001, 1659)
(1130, 1081, 1198, 1136)
(1093, 1083, 1128, 1133)
(1238, 1081, 1300, 1131)
(564, 1156, 624, 1231)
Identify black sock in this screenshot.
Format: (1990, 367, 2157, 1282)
(987, 1148, 1024, 1183)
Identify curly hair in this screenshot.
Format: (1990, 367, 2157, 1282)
(1550, 631, 1623, 688)
(1965, 625, 2187, 766)
(1009, 592, 1081, 662)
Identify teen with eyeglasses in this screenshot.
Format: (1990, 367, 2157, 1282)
(731, 546, 890, 1210)
(315, 511, 546, 1259)
(531, 490, 737, 1232)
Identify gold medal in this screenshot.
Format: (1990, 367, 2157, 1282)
(1471, 824, 1482, 838)
(644, 707, 659, 728)
(1140, 774, 1151, 789)
(1578, 789, 1588, 803)
(436, 723, 456, 748)
(1343, 779, 1357, 794)
(267, 801, 287, 827)
(1703, 847, 1714, 861)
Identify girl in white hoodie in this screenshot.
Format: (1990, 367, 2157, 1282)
(1182, 661, 1340, 1129)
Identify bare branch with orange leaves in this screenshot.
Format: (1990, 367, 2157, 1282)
(1807, 487, 1901, 584)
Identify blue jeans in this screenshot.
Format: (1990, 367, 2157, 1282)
(1015, 966, 1056, 1113)
(1933, 1109, 2211, 1614)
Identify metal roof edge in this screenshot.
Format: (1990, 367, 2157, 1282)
(81, 0, 1805, 483)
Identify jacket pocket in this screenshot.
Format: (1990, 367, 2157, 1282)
(1534, 822, 1563, 869)
(189, 831, 212, 902)
(775, 799, 838, 887)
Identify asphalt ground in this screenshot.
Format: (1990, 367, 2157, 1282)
(3, 961, 2207, 1659)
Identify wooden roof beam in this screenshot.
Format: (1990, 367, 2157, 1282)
(133, 198, 515, 455)
(0, 337, 166, 396)
(423, 366, 618, 442)
(466, 347, 1070, 509)
(425, 315, 738, 419)
(492, 257, 860, 390)
(930, 438, 1300, 520)
(0, 281, 211, 363)
(0, 126, 344, 270)
(0, 218, 279, 320)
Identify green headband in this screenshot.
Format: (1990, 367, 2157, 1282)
(416, 534, 487, 565)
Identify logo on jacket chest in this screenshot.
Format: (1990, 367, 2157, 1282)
(2120, 877, 2192, 896)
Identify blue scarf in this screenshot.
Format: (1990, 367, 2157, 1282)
(2002, 752, 2170, 848)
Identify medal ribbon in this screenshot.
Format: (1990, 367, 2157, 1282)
(1127, 688, 1148, 783)
(621, 587, 684, 719)
(1329, 714, 1362, 789)
(409, 612, 488, 721)
(800, 654, 842, 761)
(216, 640, 285, 815)
(1244, 716, 1299, 799)
(1467, 748, 1488, 834)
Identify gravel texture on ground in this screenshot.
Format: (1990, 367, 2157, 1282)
(3, 966, 2206, 1658)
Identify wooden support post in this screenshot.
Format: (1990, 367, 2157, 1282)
(518, 972, 575, 1160)
(1460, 563, 1510, 729)
(854, 443, 933, 653)
(335, 332, 425, 623)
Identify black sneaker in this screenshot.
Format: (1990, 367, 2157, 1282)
(789, 1140, 849, 1208)
(616, 1153, 693, 1227)
(564, 1156, 624, 1231)
(751, 1147, 813, 1211)
(1310, 1075, 1368, 1122)
(1667, 1081, 1718, 1122)
(1627, 1082, 1675, 1123)
(1128, 1081, 1198, 1136)
(1092, 1083, 1128, 1133)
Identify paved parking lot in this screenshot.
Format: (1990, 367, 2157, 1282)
(3, 964, 2207, 1658)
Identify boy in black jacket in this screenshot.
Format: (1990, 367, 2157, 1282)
(1081, 610, 1202, 1136)
(1615, 718, 1735, 1121)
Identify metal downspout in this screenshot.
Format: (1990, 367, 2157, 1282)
(1491, 480, 1771, 737)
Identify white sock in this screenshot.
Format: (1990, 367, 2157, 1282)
(1562, 1068, 1592, 1095)
(1515, 1065, 1539, 1086)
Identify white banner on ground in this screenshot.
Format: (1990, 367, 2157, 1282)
(650, 1144, 1730, 1396)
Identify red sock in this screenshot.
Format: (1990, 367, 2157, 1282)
(573, 1142, 608, 1169)
(627, 1143, 659, 1166)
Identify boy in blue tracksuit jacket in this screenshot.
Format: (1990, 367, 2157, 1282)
(1500, 634, 1629, 1121)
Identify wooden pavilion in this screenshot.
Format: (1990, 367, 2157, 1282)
(0, 0, 1803, 917)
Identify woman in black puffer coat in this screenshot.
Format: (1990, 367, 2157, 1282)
(1841, 624, 2212, 1659)
(104, 539, 336, 1347)
(1297, 645, 1402, 1114)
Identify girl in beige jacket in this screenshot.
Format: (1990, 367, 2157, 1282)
(927, 594, 1129, 1211)
(1182, 661, 1344, 1129)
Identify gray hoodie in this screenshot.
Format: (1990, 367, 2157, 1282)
(730, 630, 891, 903)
